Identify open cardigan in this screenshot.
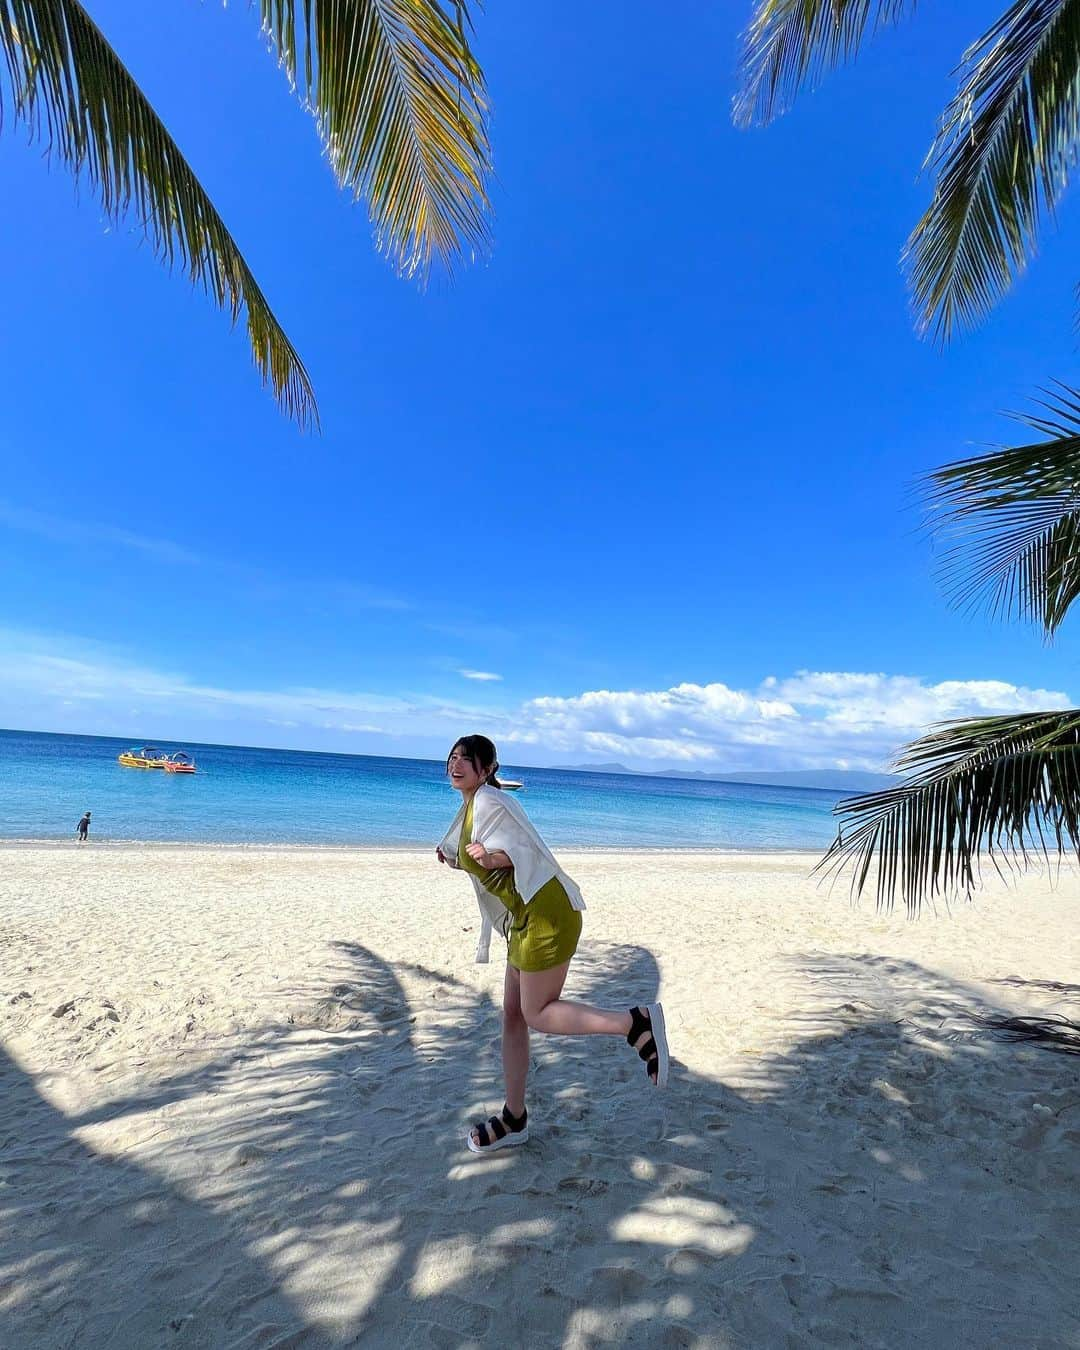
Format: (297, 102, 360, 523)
(437, 784, 586, 962)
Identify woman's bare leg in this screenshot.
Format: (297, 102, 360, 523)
(501, 963, 529, 1118)
(471, 963, 656, 1145)
(470, 964, 531, 1147)
(519, 961, 634, 1037)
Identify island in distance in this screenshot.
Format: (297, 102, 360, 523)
(552, 764, 898, 793)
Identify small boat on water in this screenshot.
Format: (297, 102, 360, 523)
(501, 780, 524, 791)
(162, 752, 196, 774)
(118, 746, 167, 769)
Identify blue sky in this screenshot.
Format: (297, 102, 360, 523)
(2, 1, 1080, 771)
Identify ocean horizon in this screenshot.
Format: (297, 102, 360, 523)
(0, 728, 845, 851)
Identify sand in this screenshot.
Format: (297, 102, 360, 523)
(1, 844, 1079, 1349)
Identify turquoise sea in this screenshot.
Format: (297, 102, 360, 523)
(0, 729, 845, 850)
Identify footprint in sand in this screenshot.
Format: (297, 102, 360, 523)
(225, 1142, 270, 1170)
(557, 1175, 609, 1197)
(588, 1265, 650, 1298)
(665, 1248, 706, 1276)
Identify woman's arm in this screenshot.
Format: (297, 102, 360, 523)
(468, 792, 515, 870)
(465, 843, 512, 869)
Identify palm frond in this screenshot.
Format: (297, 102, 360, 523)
(258, 0, 490, 278)
(970, 1012, 1080, 1053)
(927, 384, 1080, 636)
(734, 0, 918, 127)
(907, 0, 1080, 339)
(820, 708, 1080, 911)
(0, 0, 317, 428)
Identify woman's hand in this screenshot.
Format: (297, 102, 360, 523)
(466, 842, 511, 870)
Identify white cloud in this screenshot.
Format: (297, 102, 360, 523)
(458, 669, 502, 682)
(0, 629, 421, 735)
(317, 581, 412, 613)
(427, 621, 518, 644)
(0, 500, 411, 612)
(0, 499, 203, 566)
(0, 628, 1070, 772)
(506, 672, 1072, 771)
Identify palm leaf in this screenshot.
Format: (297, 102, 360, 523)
(907, 0, 1080, 339)
(0, 0, 317, 427)
(928, 384, 1080, 635)
(734, 0, 918, 127)
(258, 0, 490, 278)
(971, 1012, 1080, 1053)
(820, 708, 1080, 911)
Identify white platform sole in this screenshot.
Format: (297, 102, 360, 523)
(646, 1002, 669, 1088)
(466, 1125, 530, 1155)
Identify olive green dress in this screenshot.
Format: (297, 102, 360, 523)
(459, 797, 582, 972)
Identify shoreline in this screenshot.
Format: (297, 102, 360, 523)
(0, 837, 828, 855)
(6, 839, 1076, 882)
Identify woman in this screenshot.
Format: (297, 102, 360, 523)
(436, 735, 669, 1154)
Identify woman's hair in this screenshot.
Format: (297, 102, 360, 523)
(447, 735, 504, 789)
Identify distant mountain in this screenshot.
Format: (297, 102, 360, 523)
(552, 762, 634, 774)
(687, 769, 898, 793)
(551, 763, 897, 793)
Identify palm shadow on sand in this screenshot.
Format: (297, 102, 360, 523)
(2, 938, 1079, 1347)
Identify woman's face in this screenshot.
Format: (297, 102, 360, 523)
(448, 745, 486, 794)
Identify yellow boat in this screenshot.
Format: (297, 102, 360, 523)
(118, 746, 167, 769)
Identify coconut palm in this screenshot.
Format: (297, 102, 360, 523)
(735, 0, 1080, 341)
(0, 0, 491, 428)
(736, 4, 1080, 912)
(821, 388, 1080, 910)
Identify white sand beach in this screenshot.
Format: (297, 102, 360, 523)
(2, 845, 1079, 1348)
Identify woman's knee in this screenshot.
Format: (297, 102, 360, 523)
(503, 988, 526, 1027)
(520, 1000, 548, 1031)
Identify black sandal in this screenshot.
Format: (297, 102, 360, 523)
(628, 1003, 669, 1088)
(466, 1103, 529, 1154)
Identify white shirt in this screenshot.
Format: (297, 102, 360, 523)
(437, 784, 586, 962)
